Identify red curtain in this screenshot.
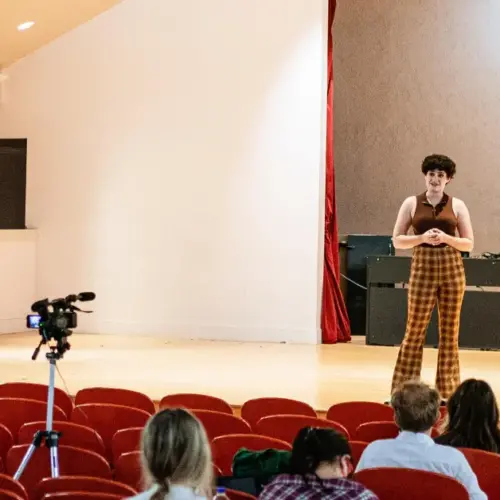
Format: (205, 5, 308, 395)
(321, 0, 351, 343)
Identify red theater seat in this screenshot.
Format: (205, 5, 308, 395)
(354, 467, 468, 500)
(111, 427, 142, 463)
(75, 388, 155, 415)
(160, 393, 233, 414)
(6, 445, 111, 497)
(113, 451, 142, 491)
(71, 404, 150, 461)
(241, 398, 316, 430)
(33, 476, 136, 500)
(212, 434, 291, 475)
(326, 402, 394, 437)
(18, 421, 105, 458)
(0, 383, 73, 419)
(0, 398, 66, 437)
(191, 410, 251, 440)
(255, 415, 350, 443)
(0, 474, 27, 500)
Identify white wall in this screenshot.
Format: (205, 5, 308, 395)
(0, 0, 328, 343)
(0, 231, 37, 333)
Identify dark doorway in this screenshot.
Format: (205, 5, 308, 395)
(0, 139, 27, 229)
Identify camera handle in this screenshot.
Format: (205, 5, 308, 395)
(31, 337, 46, 361)
(14, 353, 62, 480)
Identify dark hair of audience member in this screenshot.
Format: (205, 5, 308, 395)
(438, 379, 500, 453)
(290, 427, 351, 478)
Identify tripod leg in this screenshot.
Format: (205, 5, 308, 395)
(45, 359, 60, 477)
(13, 431, 44, 481)
(46, 358, 56, 431)
(50, 445, 60, 478)
(46, 430, 61, 478)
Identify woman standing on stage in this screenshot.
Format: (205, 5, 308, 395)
(390, 154, 474, 400)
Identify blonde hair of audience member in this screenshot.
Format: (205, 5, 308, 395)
(391, 380, 440, 434)
(140, 408, 213, 500)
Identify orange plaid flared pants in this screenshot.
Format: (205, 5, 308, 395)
(391, 245, 466, 399)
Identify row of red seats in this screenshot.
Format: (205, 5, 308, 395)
(0, 399, 443, 458)
(2, 430, 499, 500)
(0, 474, 136, 500)
(0, 417, 359, 476)
(1, 383, 499, 499)
(0, 381, 425, 435)
(0, 474, 255, 500)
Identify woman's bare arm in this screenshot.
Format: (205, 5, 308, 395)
(441, 198, 474, 252)
(392, 197, 424, 249)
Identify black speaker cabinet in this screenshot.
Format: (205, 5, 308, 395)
(346, 234, 394, 335)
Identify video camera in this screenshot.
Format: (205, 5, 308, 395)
(27, 292, 95, 358)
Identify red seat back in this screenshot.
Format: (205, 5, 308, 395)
(160, 393, 233, 414)
(114, 451, 143, 491)
(71, 404, 150, 461)
(191, 410, 251, 440)
(33, 476, 136, 500)
(0, 398, 67, 437)
(0, 490, 24, 500)
(0, 384, 73, 419)
(75, 388, 155, 414)
(6, 445, 111, 496)
(0, 474, 27, 500)
(326, 402, 394, 437)
(0, 424, 13, 463)
(354, 467, 468, 500)
(348, 441, 368, 469)
(18, 421, 105, 458)
(355, 421, 399, 443)
(212, 434, 291, 475)
(111, 427, 142, 463)
(42, 493, 121, 500)
(459, 447, 500, 500)
(241, 398, 316, 430)
(255, 415, 350, 443)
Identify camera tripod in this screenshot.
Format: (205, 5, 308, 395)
(13, 345, 64, 480)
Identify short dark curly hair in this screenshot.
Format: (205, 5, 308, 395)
(421, 154, 456, 178)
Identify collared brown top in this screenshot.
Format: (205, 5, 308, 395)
(412, 192, 458, 245)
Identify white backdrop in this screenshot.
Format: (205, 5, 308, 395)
(0, 231, 36, 333)
(0, 0, 328, 343)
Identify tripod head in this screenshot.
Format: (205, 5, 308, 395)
(32, 340, 68, 362)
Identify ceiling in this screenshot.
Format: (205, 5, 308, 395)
(0, 0, 124, 69)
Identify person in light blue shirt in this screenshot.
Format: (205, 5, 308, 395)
(355, 381, 486, 500)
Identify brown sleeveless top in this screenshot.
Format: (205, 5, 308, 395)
(412, 192, 458, 247)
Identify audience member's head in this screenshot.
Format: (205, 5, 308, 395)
(391, 380, 440, 434)
(441, 378, 500, 453)
(290, 427, 352, 479)
(140, 408, 212, 500)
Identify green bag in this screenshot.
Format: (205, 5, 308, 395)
(232, 448, 291, 484)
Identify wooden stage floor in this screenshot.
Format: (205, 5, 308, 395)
(1, 333, 499, 411)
